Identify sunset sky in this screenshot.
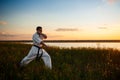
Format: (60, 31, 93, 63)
(0, 0, 120, 40)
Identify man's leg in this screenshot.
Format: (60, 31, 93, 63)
(20, 50, 36, 67)
(41, 49, 52, 69)
(20, 55, 36, 67)
(20, 46, 39, 67)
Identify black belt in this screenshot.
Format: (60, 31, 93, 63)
(33, 45, 43, 61)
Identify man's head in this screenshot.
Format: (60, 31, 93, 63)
(36, 26, 42, 34)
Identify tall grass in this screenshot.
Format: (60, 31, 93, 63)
(0, 42, 120, 80)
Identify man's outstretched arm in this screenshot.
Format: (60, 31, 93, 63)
(40, 41, 48, 48)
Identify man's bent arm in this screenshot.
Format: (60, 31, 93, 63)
(41, 33, 47, 39)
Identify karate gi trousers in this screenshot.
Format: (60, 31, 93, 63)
(20, 45, 52, 69)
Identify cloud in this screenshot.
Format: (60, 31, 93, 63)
(98, 27, 108, 29)
(108, 0, 117, 4)
(108, 0, 117, 3)
(0, 32, 17, 37)
(56, 28, 79, 31)
(102, 0, 118, 4)
(0, 21, 7, 25)
(48, 35, 64, 38)
(0, 32, 32, 40)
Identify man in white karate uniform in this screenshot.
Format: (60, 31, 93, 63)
(20, 26, 52, 69)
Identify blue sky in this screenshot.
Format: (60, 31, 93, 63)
(0, 0, 120, 40)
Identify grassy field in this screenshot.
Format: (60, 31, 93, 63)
(0, 42, 120, 80)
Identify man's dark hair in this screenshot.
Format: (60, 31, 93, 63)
(36, 26, 42, 30)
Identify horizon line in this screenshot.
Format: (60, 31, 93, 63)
(1, 40, 120, 43)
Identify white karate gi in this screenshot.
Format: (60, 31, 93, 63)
(20, 32, 52, 69)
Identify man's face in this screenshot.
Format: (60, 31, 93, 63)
(37, 29, 42, 34)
